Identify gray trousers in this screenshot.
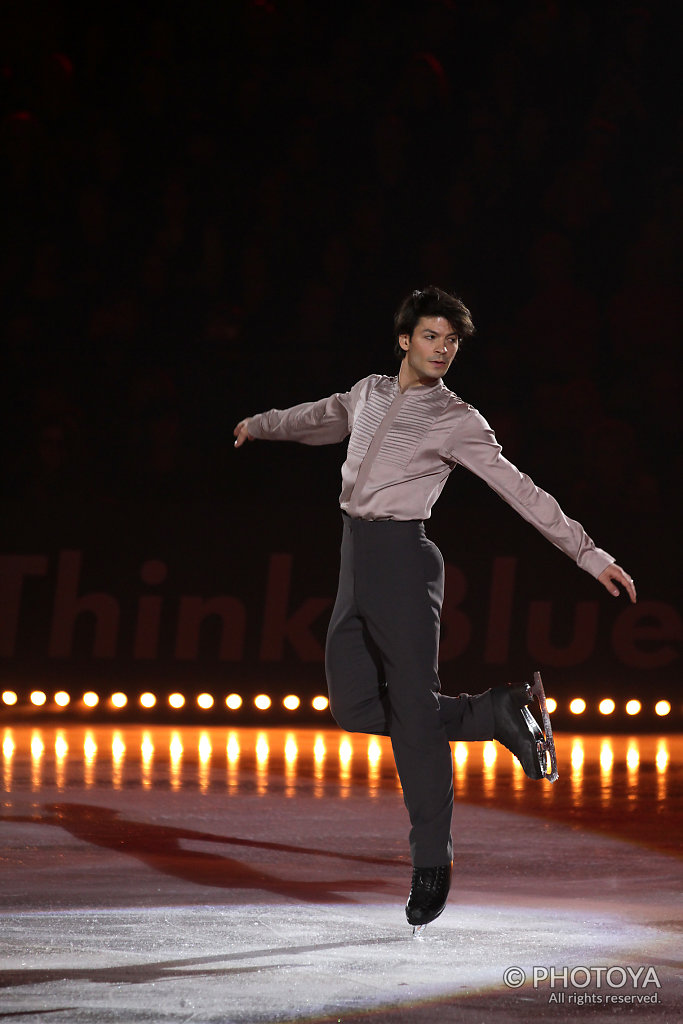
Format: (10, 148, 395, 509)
(325, 513, 494, 866)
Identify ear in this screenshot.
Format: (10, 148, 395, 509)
(398, 333, 410, 351)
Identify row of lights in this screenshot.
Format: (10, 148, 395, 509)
(0, 691, 674, 717)
(0, 690, 330, 712)
(2, 733, 671, 775)
(567, 698, 671, 717)
(520, 697, 672, 717)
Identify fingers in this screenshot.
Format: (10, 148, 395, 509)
(599, 564, 637, 603)
(233, 419, 253, 448)
(623, 572, 637, 604)
(613, 565, 637, 604)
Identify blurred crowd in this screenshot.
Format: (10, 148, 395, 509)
(1, 1, 680, 522)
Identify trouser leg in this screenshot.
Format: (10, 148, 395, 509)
(325, 516, 497, 866)
(325, 519, 391, 735)
(351, 521, 452, 866)
(326, 520, 495, 742)
(440, 690, 494, 741)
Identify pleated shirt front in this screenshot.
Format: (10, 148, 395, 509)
(248, 374, 613, 578)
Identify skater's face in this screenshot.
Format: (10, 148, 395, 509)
(398, 316, 459, 390)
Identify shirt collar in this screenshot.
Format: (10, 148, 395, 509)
(391, 375, 447, 397)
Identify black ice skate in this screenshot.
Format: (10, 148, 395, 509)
(405, 862, 452, 937)
(530, 670, 559, 782)
(491, 672, 559, 783)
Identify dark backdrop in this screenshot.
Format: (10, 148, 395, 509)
(1, 2, 680, 704)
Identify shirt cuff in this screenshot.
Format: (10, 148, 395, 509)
(247, 414, 264, 439)
(578, 547, 615, 579)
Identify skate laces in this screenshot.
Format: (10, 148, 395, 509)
(411, 865, 449, 893)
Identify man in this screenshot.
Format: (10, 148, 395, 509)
(233, 286, 636, 932)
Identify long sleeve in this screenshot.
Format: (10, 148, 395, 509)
(441, 408, 615, 578)
(248, 392, 354, 446)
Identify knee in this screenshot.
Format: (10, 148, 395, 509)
(328, 693, 388, 736)
(328, 695, 355, 733)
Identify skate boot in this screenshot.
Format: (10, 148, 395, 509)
(405, 862, 452, 936)
(491, 683, 545, 780)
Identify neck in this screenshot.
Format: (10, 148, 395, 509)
(398, 363, 440, 393)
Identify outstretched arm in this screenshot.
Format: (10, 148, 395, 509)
(232, 387, 366, 450)
(443, 408, 637, 600)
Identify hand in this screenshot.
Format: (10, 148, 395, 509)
(598, 563, 637, 603)
(233, 418, 254, 448)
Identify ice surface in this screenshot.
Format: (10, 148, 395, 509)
(1, 726, 681, 1023)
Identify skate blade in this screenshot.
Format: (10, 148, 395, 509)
(412, 924, 427, 938)
(530, 671, 559, 783)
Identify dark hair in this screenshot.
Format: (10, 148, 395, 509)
(393, 286, 475, 358)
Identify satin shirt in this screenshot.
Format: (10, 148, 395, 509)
(248, 374, 614, 579)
